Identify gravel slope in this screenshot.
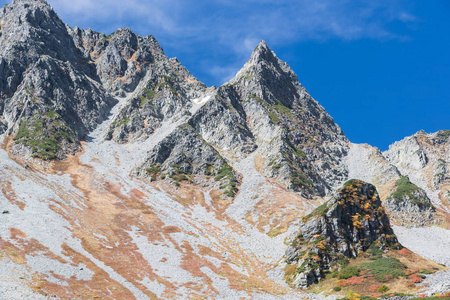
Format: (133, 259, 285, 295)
(393, 225, 450, 295)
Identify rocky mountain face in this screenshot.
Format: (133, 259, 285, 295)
(0, 0, 116, 159)
(384, 176, 436, 226)
(284, 180, 400, 288)
(345, 142, 443, 227)
(384, 130, 450, 213)
(125, 41, 350, 199)
(221, 42, 350, 197)
(133, 124, 240, 197)
(0, 0, 449, 299)
(145, 41, 349, 198)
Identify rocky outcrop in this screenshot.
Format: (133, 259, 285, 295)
(133, 124, 240, 197)
(104, 58, 208, 143)
(384, 176, 436, 227)
(384, 131, 450, 190)
(284, 180, 400, 288)
(69, 24, 211, 145)
(127, 41, 349, 198)
(384, 130, 450, 214)
(344, 143, 401, 198)
(384, 134, 429, 171)
(69, 26, 167, 95)
(229, 41, 349, 196)
(345, 132, 450, 227)
(186, 41, 349, 197)
(0, 0, 115, 159)
(187, 85, 257, 159)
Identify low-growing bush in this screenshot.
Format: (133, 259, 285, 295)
(338, 265, 361, 279)
(360, 257, 406, 282)
(377, 284, 389, 293)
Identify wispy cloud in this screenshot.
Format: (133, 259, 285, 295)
(1, 0, 416, 84)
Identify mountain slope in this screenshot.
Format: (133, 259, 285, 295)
(384, 130, 450, 216)
(0, 1, 449, 299)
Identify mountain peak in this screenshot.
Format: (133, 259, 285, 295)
(249, 40, 277, 65)
(255, 40, 269, 50)
(227, 40, 281, 85)
(12, 0, 48, 4)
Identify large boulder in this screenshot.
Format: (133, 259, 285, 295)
(284, 179, 401, 289)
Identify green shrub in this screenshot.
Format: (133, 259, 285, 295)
(390, 176, 426, 206)
(342, 179, 363, 189)
(13, 109, 75, 160)
(290, 169, 314, 191)
(360, 257, 406, 282)
(338, 265, 361, 279)
(333, 286, 341, 292)
(293, 147, 306, 158)
(139, 87, 156, 108)
(146, 164, 161, 180)
(377, 284, 389, 293)
(302, 200, 329, 222)
(214, 163, 233, 181)
(273, 100, 294, 118)
(214, 163, 238, 197)
(367, 243, 384, 260)
(269, 112, 280, 122)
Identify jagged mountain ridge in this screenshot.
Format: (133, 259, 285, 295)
(2, 0, 351, 199)
(0, 0, 449, 299)
(130, 40, 350, 198)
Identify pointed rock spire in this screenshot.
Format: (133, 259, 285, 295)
(246, 40, 278, 68)
(251, 40, 276, 60)
(229, 40, 284, 85)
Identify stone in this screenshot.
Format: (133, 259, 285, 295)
(283, 180, 401, 288)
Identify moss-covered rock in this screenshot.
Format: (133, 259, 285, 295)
(13, 108, 78, 160)
(384, 176, 435, 227)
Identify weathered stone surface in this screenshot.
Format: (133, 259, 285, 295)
(130, 41, 349, 198)
(384, 130, 450, 219)
(384, 176, 436, 227)
(104, 57, 208, 143)
(187, 85, 257, 159)
(133, 124, 240, 198)
(0, 0, 115, 158)
(69, 26, 166, 94)
(284, 180, 400, 288)
(186, 41, 349, 197)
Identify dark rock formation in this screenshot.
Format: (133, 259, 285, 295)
(284, 180, 401, 288)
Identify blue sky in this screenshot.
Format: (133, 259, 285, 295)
(2, 0, 449, 150)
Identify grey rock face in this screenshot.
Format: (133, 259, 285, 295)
(116, 41, 349, 198)
(385, 135, 429, 171)
(284, 180, 400, 288)
(384, 130, 450, 214)
(199, 41, 350, 197)
(69, 24, 210, 145)
(187, 85, 257, 159)
(0, 0, 115, 158)
(69, 26, 166, 94)
(384, 176, 436, 227)
(134, 124, 240, 197)
(105, 58, 208, 143)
